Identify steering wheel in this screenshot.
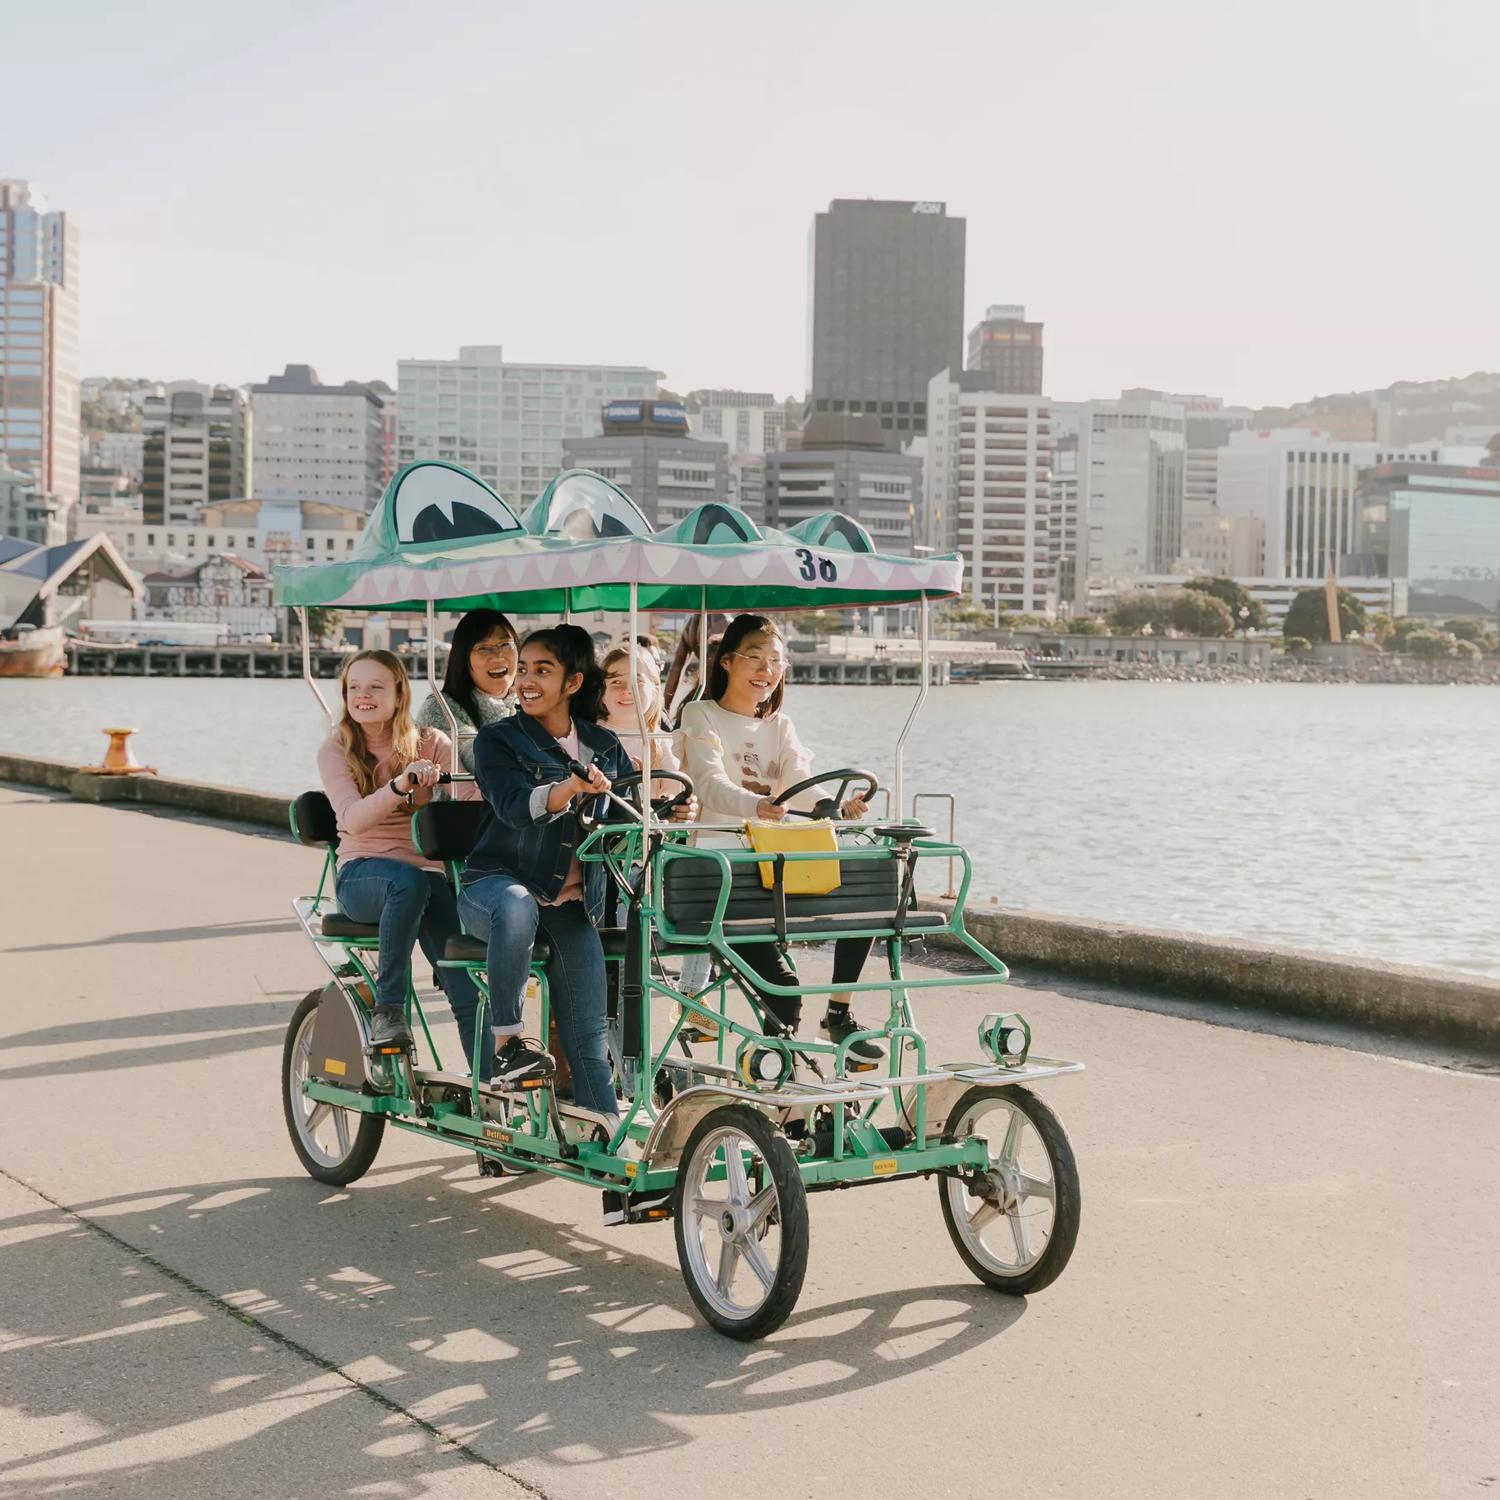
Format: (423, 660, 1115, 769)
(772, 767, 879, 822)
(577, 768, 695, 834)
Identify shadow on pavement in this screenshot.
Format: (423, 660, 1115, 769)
(3, 917, 300, 956)
(0, 1154, 1025, 1490)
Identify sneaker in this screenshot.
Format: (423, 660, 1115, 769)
(677, 1004, 719, 1043)
(493, 1035, 555, 1088)
(821, 1009, 885, 1062)
(368, 1005, 411, 1053)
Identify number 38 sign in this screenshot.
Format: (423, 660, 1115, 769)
(794, 547, 838, 583)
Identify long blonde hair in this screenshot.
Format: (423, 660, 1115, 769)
(334, 649, 418, 796)
(602, 644, 663, 731)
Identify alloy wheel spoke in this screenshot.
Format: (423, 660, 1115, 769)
(968, 1199, 1000, 1233)
(1017, 1172, 1055, 1203)
(1009, 1204, 1033, 1264)
(333, 1109, 350, 1156)
(745, 1186, 777, 1231)
(690, 1196, 721, 1221)
(723, 1137, 749, 1205)
(741, 1236, 776, 1293)
(306, 1102, 331, 1133)
(999, 1108, 1024, 1167)
(715, 1237, 739, 1297)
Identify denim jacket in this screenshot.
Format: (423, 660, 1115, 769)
(463, 712, 632, 923)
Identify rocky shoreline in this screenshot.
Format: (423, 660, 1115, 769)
(1043, 659, 1500, 685)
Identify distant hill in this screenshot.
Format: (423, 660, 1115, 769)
(1253, 371, 1500, 446)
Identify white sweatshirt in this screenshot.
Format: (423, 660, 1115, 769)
(678, 699, 817, 823)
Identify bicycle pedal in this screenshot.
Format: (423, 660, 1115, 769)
(602, 1188, 673, 1227)
(845, 1059, 880, 1074)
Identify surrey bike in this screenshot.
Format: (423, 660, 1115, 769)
(275, 463, 1083, 1339)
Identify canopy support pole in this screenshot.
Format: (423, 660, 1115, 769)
(563, 588, 571, 625)
(892, 598, 929, 820)
(694, 588, 709, 706)
(426, 601, 460, 786)
(297, 607, 333, 721)
(629, 582, 652, 864)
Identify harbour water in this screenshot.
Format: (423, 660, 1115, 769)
(4, 678, 1496, 977)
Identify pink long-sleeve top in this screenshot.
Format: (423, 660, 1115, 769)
(316, 725, 475, 870)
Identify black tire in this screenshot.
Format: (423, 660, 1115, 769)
(938, 1085, 1080, 1296)
(673, 1103, 809, 1340)
(282, 986, 386, 1186)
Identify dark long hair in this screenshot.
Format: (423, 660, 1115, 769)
(441, 608, 517, 725)
(705, 613, 786, 719)
(522, 624, 606, 722)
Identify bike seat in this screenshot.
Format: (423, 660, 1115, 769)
(443, 932, 554, 964)
(321, 911, 379, 940)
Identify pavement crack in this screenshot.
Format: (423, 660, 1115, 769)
(0, 1163, 553, 1498)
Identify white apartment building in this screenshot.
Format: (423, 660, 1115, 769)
(927, 370, 1052, 614)
(1217, 430, 1441, 580)
(689, 390, 788, 456)
(249, 364, 385, 510)
(92, 497, 365, 575)
(764, 441, 919, 552)
(396, 346, 658, 506)
(0, 180, 80, 541)
(1052, 394, 1185, 605)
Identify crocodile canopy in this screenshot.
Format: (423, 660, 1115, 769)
(273, 461, 962, 613)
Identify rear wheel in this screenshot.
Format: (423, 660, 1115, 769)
(939, 1085, 1079, 1295)
(282, 986, 385, 1186)
(673, 1104, 808, 1340)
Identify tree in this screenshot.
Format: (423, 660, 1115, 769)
(791, 610, 840, 637)
(1184, 575, 1267, 630)
(1401, 627, 1457, 660)
(1281, 587, 1367, 643)
(1106, 592, 1171, 634)
(1284, 636, 1312, 655)
(1444, 617, 1490, 645)
(937, 602, 993, 632)
(1067, 616, 1108, 636)
(1167, 591, 1235, 638)
(1366, 611, 1396, 648)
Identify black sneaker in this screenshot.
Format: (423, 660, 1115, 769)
(821, 1010, 885, 1062)
(493, 1035, 555, 1088)
(368, 1005, 411, 1053)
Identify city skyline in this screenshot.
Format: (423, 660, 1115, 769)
(4, 1, 1497, 409)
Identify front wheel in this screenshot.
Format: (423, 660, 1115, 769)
(673, 1104, 808, 1340)
(282, 986, 385, 1186)
(939, 1085, 1080, 1295)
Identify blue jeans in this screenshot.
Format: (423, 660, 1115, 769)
(459, 877, 616, 1117)
(335, 858, 490, 1080)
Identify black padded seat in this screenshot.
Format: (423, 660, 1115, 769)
(292, 790, 339, 849)
(661, 852, 936, 939)
(414, 800, 488, 862)
(321, 911, 380, 940)
(442, 932, 553, 964)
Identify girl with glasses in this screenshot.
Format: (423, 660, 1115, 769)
(416, 608, 519, 774)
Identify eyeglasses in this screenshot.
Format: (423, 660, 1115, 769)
(472, 642, 517, 661)
(732, 651, 787, 670)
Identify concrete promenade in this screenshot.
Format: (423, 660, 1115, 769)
(0, 783, 1496, 1498)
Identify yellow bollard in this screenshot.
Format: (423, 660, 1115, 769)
(79, 726, 158, 777)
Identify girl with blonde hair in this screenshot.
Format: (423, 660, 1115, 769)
(316, 649, 485, 1062)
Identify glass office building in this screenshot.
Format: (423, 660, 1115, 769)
(1352, 461, 1500, 615)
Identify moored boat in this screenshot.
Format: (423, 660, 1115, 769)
(0, 624, 66, 677)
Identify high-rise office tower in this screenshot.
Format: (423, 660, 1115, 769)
(807, 199, 965, 443)
(0, 180, 80, 541)
(966, 304, 1044, 395)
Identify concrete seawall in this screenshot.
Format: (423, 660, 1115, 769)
(4, 750, 1497, 1054)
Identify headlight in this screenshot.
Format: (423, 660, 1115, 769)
(979, 1012, 1031, 1066)
(737, 1038, 793, 1088)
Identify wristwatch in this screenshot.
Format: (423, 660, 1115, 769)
(389, 774, 414, 806)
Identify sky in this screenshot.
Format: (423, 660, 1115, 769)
(3, 0, 1496, 408)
